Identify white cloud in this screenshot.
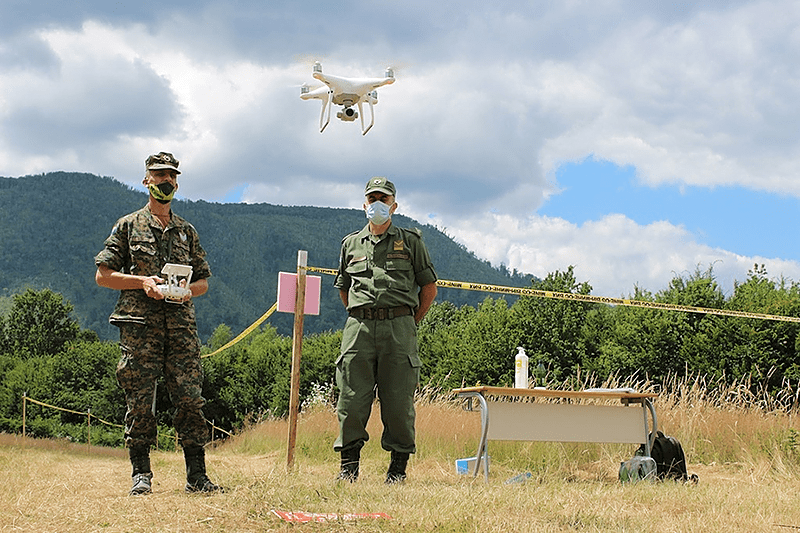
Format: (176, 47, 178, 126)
(413, 210, 800, 298)
(542, 1, 800, 194)
(0, 1, 799, 303)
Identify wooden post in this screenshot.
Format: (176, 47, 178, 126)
(287, 250, 308, 470)
(87, 409, 91, 449)
(22, 393, 27, 438)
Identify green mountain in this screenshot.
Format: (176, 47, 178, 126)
(0, 172, 533, 341)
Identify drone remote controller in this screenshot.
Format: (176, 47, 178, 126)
(157, 263, 193, 303)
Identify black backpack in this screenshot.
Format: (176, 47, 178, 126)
(637, 431, 696, 482)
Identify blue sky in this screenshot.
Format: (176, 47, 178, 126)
(546, 159, 799, 262)
(1, 0, 799, 298)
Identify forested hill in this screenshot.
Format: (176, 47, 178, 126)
(0, 172, 533, 341)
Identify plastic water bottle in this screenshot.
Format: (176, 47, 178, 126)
(514, 347, 528, 388)
(619, 456, 656, 483)
(504, 471, 532, 484)
(535, 361, 546, 388)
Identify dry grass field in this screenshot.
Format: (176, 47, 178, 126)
(3, 378, 800, 532)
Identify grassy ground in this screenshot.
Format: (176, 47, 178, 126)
(3, 381, 800, 532)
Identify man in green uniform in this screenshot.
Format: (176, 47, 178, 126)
(95, 152, 222, 495)
(333, 177, 438, 484)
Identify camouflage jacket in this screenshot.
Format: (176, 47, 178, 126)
(94, 205, 211, 326)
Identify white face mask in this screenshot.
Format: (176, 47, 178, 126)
(365, 201, 392, 225)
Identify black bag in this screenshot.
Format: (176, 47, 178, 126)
(637, 431, 696, 482)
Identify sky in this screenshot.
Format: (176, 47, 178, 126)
(1, 0, 799, 299)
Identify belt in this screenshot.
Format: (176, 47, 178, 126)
(349, 306, 413, 320)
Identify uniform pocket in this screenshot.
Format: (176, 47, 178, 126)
(345, 257, 368, 276)
(392, 316, 420, 368)
(337, 317, 360, 366)
(130, 236, 157, 254)
(129, 238, 158, 274)
(385, 258, 414, 292)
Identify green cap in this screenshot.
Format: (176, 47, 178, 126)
(364, 176, 395, 196)
(145, 152, 181, 174)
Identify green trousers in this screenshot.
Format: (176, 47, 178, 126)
(334, 314, 420, 454)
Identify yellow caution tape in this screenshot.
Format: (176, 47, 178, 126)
(25, 396, 85, 415)
(24, 396, 124, 428)
(435, 279, 800, 323)
(24, 395, 229, 435)
(307, 266, 337, 276)
(308, 265, 800, 324)
(201, 302, 278, 358)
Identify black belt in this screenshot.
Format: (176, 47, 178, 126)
(349, 306, 412, 320)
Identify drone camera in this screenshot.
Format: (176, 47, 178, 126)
(337, 107, 358, 121)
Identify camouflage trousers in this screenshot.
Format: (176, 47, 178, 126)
(117, 322, 208, 449)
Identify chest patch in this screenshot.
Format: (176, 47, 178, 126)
(393, 239, 404, 251)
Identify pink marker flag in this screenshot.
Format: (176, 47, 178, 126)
(277, 272, 321, 315)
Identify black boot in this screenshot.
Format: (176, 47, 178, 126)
(385, 451, 409, 484)
(184, 445, 223, 493)
(129, 445, 153, 496)
(337, 447, 361, 482)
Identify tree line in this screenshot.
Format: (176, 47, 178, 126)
(0, 172, 533, 343)
(1, 263, 799, 447)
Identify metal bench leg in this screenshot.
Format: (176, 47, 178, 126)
(469, 392, 490, 482)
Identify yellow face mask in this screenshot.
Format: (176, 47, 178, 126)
(148, 182, 176, 203)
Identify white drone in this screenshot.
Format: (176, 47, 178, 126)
(300, 61, 396, 135)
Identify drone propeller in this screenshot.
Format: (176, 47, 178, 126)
(381, 59, 410, 75)
(296, 82, 326, 94)
(293, 54, 328, 68)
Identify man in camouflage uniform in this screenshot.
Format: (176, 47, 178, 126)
(333, 177, 438, 484)
(95, 152, 221, 495)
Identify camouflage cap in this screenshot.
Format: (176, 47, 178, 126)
(145, 152, 181, 174)
(364, 176, 395, 196)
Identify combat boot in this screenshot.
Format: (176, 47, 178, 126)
(337, 447, 361, 482)
(184, 445, 223, 493)
(129, 445, 153, 496)
(385, 451, 409, 484)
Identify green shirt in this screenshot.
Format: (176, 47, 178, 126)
(334, 223, 437, 311)
(94, 205, 211, 326)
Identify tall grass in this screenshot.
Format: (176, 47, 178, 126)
(222, 373, 800, 482)
(4, 373, 800, 532)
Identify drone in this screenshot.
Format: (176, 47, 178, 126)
(300, 61, 396, 135)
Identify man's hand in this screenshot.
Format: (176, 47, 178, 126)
(142, 276, 166, 300)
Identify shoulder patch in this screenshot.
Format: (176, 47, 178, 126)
(400, 227, 422, 238)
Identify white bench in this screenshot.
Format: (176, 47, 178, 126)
(453, 386, 658, 482)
